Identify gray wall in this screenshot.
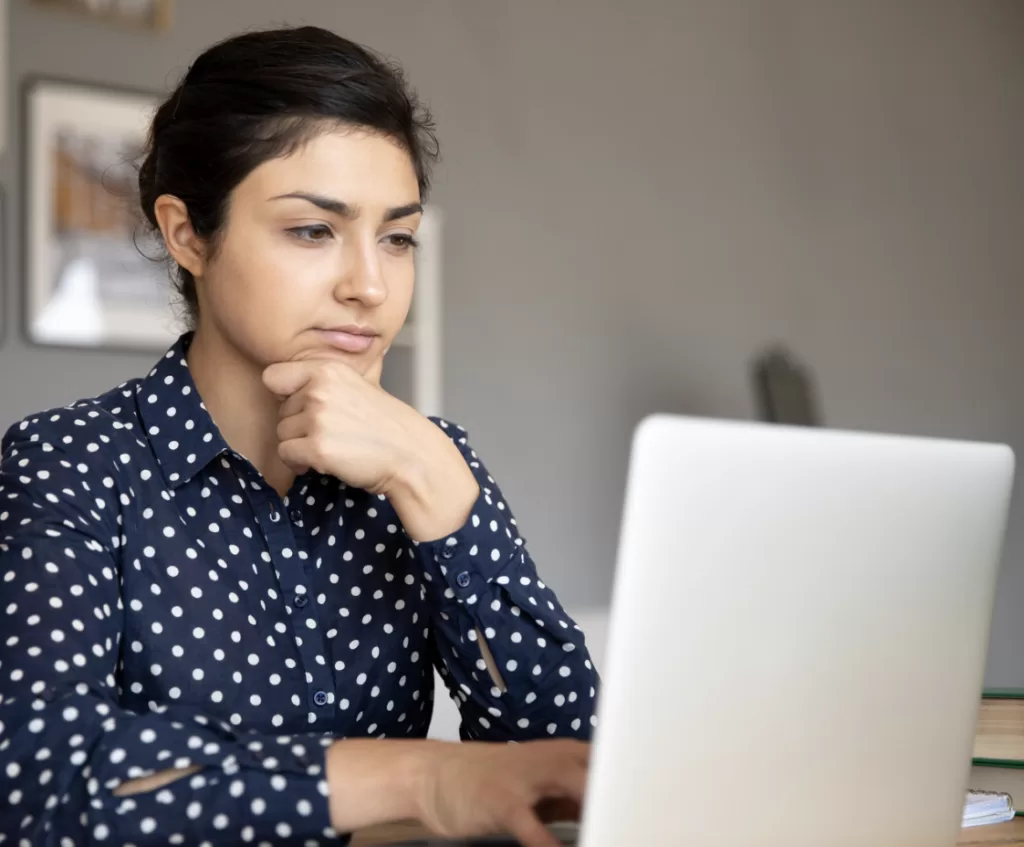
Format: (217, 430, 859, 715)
(4, 0, 1024, 684)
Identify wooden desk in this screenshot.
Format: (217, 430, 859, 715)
(352, 816, 1024, 845)
(959, 817, 1024, 845)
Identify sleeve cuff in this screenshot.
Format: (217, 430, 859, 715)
(421, 486, 523, 604)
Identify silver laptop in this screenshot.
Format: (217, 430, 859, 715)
(405, 415, 1014, 846)
(581, 414, 1014, 847)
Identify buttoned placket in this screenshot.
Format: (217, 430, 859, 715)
(242, 470, 335, 722)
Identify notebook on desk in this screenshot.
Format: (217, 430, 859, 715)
(964, 791, 1016, 828)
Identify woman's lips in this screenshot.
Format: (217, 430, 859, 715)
(315, 328, 378, 353)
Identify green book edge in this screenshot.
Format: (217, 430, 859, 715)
(982, 688, 1024, 700)
(970, 761, 1024, 816)
(974, 758, 1024, 769)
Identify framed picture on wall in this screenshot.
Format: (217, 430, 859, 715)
(23, 77, 183, 351)
(30, 0, 173, 31)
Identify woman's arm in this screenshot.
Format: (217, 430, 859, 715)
(0, 420, 335, 843)
(396, 419, 600, 742)
(1, 414, 591, 847)
(261, 360, 600, 743)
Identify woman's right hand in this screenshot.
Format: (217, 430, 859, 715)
(325, 737, 590, 847)
(416, 739, 590, 846)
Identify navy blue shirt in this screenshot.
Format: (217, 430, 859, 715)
(0, 334, 598, 844)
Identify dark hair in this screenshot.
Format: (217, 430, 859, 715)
(138, 26, 439, 327)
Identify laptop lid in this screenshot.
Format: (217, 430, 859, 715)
(582, 415, 1014, 847)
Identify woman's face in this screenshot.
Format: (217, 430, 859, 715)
(196, 129, 422, 378)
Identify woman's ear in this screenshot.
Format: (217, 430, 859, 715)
(153, 195, 206, 278)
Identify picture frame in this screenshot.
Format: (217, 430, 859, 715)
(30, 0, 173, 32)
(23, 77, 183, 352)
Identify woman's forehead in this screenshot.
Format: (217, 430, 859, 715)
(240, 130, 420, 212)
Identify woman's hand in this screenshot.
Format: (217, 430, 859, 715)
(261, 356, 479, 540)
(325, 738, 590, 847)
(416, 739, 589, 846)
(261, 355, 426, 493)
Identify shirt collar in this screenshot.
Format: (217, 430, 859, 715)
(135, 332, 231, 490)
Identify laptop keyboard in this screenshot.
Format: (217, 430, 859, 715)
(389, 822, 579, 845)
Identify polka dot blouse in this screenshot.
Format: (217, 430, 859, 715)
(0, 333, 598, 844)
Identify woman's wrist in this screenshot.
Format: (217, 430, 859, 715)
(386, 432, 480, 542)
(325, 738, 437, 834)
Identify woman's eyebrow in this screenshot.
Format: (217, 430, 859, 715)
(269, 192, 422, 222)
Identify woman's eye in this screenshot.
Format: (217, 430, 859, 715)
(384, 233, 419, 253)
(288, 225, 333, 243)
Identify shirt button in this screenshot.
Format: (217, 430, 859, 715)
(289, 509, 302, 523)
(456, 571, 471, 588)
(441, 546, 455, 560)
(293, 594, 308, 608)
(269, 508, 281, 523)
(313, 690, 328, 707)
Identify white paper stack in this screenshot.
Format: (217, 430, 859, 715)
(963, 790, 1016, 828)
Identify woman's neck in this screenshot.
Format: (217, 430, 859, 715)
(185, 326, 296, 498)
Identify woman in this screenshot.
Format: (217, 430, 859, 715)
(0, 26, 597, 846)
